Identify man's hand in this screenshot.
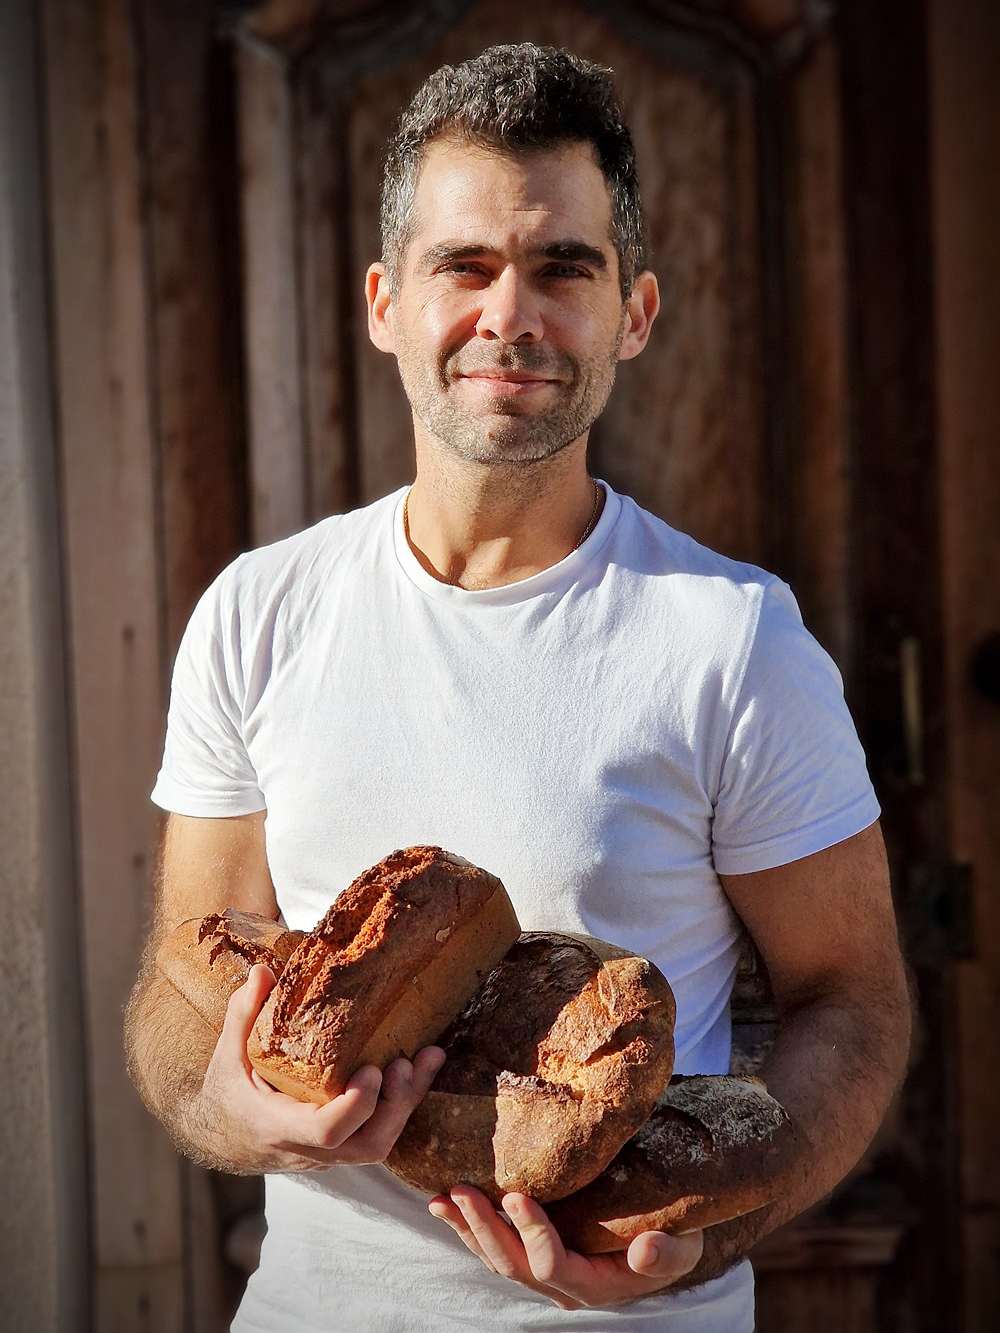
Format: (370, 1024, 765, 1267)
(428, 1186, 703, 1310)
(186, 963, 446, 1174)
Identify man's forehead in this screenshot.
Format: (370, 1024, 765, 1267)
(405, 136, 615, 248)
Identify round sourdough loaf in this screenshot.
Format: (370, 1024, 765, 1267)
(156, 910, 306, 1034)
(247, 846, 521, 1103)
(385, 932, 676, 1203)
(545, 1074, 797, 1252)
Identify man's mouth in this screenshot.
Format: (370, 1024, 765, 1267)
(458, 374, 559, 399)
(466, 371, 549, 379)
(457, 370, 563, 389)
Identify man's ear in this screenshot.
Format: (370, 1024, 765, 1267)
(366, 262, 395, 353)
(618, 270, 660, 362)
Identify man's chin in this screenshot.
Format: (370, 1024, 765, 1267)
(416, 404, 589, 466)
(445, 434, 578, 467)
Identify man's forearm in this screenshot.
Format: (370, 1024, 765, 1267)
(124, 959, 242, 1170)
(673, 986, 911, 1290)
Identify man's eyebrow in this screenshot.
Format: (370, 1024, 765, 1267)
(415, 243, 491, 271)
(415, 240, 610, 271)
(537, 241, 608, 270)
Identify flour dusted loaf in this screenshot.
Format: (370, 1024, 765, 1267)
(546, 1074, 797, 1252)
(385, 932, 677, 1203)
(247, 846, 521, 1103)
(156, 909, 306, 1034)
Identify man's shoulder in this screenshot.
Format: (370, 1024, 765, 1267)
(208, 490, 402, 600)
(614, 491, 780, 603)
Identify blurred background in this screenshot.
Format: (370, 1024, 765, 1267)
(2, 0, 997, 1329)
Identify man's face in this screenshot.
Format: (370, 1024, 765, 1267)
(369, 138, 650, 467)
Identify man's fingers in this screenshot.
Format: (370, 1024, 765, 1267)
(223, 963, 275, 1028)
(429, 1189, 706, 1311)
(215, 964, 276, 1067)
(501, 1194, 567, 1280)
(428, 1195, 499, 1272)
(442, 1189, 581, 1309)
(443, 1188, 525, 1279)
(206, 1018, 444, 1169)
(317, 1047, 444, 1160)
(380, 1046, 445, 1104)
(284, 1065, 384, 1151)
(626, 1229, 704, 1281)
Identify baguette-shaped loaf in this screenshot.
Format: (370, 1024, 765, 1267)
(248, 846, 521, 1103)
(386, 932, 676, 1203)
(155, 910, 306, 1034)
(546, 1074, 797, 1252)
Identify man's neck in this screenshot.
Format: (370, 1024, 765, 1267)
(403, 440, 602, 591)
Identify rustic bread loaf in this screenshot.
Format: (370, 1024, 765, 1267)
(247, 846, 521, 1103)
(385, 932, 677, 1203)
(545, 1074, 797, 1252)
(156, 909, 306, 1034)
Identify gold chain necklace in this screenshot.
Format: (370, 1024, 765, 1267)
(403, 480, 602, 551)
(573, 479, 603, 550)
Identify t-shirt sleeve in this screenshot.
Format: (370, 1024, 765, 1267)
(710, 579, 880, 875)
(151, 568, 266, 817)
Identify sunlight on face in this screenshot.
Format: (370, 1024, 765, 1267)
(388, 139, 631, 467)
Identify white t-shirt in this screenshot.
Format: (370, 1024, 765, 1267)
(153, 483, 879, 1331)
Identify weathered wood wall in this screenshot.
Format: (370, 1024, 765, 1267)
(39, 0, 246, 1326)
(930, 1, 1000, 1328)
(0, 2, 89, 1329)
(42, 0, 185, 1322)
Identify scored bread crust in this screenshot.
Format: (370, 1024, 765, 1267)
(385, 932, 676, 1204)
(247, 846, 521, 1103)
(155, 909, 306, 1034)
(546, 1074, 797, 1252)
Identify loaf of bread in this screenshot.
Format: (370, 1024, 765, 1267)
(157, 852, 794, 1241)
(545, 1074, 797, 1252)
(385, 932, 676, 1203)
(247, 846, 521, 1103)
(156, 909, 306, 1034)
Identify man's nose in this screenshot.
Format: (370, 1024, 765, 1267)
(475, 267, 542, 343)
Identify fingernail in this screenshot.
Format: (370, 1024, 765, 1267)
(352, 1065, 381, 1096)
(635, 1238, 661, 1271)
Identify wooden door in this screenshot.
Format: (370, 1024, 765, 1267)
(223, 1, 953, 1329)
(45, 0, 984, 1327)
(43, 0, 998, 1326)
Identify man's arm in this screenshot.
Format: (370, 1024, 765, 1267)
(124, 811, 444, 1175)
(675, 817, 912, 1286)
(428, 820, 911, 1307)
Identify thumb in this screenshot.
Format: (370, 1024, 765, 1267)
(627, 1229, 704, 1283)
(218, 962, 276, 1057)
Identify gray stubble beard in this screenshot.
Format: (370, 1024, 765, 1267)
(394, 333, 624, 468)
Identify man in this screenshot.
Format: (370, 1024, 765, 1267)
(126, 43, 911, 1330)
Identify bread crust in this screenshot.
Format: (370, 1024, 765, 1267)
(385, 932, 676, 1203)
(247, 846, 521, 1102)
(155, 910, 306, 1034)
(546, 1074, 797, 1252)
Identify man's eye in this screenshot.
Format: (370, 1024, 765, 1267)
(543, 264, 589, 280)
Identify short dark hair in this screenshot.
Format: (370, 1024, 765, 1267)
(380, 43, 649, 300)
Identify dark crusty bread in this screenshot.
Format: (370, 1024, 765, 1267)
(155, 909, 306, 1034)
(546, 1074, 797, 1252)
(247, 846, 521, 1103)
(385, 932, 676, 1203)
